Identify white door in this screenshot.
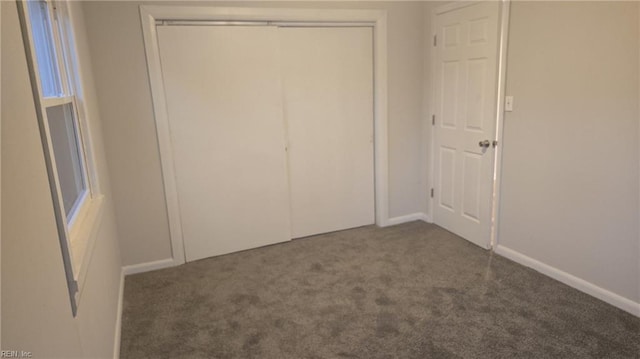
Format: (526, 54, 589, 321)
(279, 27, 375, 238)
(157, 26, 292, 262)
(433, 2, 500, 248)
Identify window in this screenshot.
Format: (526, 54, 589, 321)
(19, 0, 103, 316)
(46, 102, 87, 218)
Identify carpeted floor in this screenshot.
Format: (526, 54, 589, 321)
(119, 221, 640, 358)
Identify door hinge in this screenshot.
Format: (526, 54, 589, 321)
(51, 1, 59, 21)
(433, 35, 437, 47)
(432, 114, 435, 126)
(430, 188, 434, 198)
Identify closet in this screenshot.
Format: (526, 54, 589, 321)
(157, 24, 374, 262)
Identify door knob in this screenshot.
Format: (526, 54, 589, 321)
(479, 140, 491, 148)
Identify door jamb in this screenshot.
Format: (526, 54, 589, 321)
(490, 0, 511, 249)
(428, 0, 511, 249)
(140, 6, 389, 266)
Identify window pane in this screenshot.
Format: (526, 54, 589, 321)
(46, 103, 86, 217)
(27, 0, 63, 98)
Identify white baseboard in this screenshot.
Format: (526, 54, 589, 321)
(385, 212, 431, 226)
(113, 269, 125, 359)
(122, 257, 176, 276)
(494, 245, 640, 318)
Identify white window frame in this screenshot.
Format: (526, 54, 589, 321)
(18, 0, 104, 316)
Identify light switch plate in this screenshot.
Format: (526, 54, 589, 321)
(505, 96, 514, 112)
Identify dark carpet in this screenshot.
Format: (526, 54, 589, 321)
(119, 221, 640, 358)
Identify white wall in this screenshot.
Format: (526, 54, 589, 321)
(497, 1, 639, 309)
(82, 1, 428, 267)
(1, 1, 123, 357)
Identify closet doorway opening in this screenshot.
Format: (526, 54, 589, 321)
(141, 6, 389, 264)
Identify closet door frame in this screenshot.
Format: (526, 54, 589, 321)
(140, 5, 389, 266)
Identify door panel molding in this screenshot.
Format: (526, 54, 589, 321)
(140, 6, 389, 265)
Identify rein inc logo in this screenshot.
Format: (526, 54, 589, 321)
(1, 351, 32, 358)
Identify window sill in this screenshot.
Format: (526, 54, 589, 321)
(69, 194, 105, 305)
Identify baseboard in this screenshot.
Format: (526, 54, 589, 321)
(385, 212, 431, 226)
(113, 269, 125, 359)
(122, 257, 176, 276)
(494, 245, 640, 318)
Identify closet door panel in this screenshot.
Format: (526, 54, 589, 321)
(280, 27, 375, 238)
(157, 26, 291, 262)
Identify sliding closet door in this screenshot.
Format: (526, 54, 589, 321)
(280, 27, 375, 238)
(157, 26, 291, 262)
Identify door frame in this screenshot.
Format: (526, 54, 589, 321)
(140, 5, 389, 265)
(429, 0, 511, 249)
